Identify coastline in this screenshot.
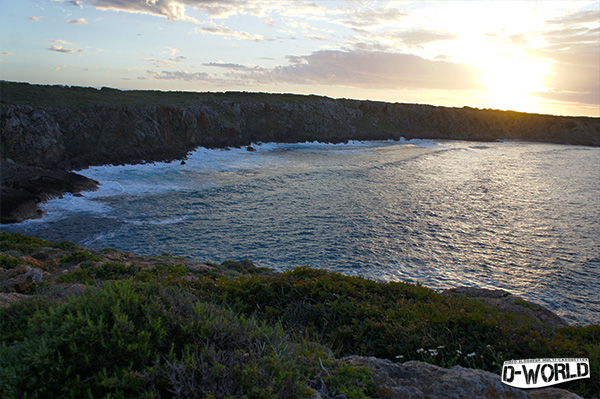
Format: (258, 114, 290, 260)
(2, 81, 599, 224)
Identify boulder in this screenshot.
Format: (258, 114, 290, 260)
(343, 356, 582, 399)
(0, 264, 45, 293)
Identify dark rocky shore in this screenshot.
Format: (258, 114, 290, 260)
(2, 81, 600, 223)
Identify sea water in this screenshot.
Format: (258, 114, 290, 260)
(3, 139, 599, 325)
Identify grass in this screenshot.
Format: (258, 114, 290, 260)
(0, 232, 598, 398)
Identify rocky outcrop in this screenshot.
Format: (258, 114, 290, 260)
(0, 161, 98, 223)
(443, 287, 568, 329)
(343, 356, 583, 399)
(0, 264, 45, 293)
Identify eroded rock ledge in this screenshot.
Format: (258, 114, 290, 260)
(0, 161, 98, 223)
(343, 356, 582, 399)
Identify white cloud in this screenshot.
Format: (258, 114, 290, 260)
(203, 61, 264, 71)
(144, 55, 187, 67)
(77, 0, 246, 22)
(146, 69, 212, 81)
(195, 24, 265, 41)
(335, 6, 407, 28)
(162, 46, 179, 56)
(530, 10, 600, 106)
(0, 52, 14, 56)
(67, 17, 88, 24)
(50, 39, 73, 45)
(30, 16, 43, 21)
(49, 44, 86, 54)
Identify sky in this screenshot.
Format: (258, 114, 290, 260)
(0, 0, 599, 117)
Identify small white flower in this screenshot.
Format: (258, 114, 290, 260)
(396, 355, 404, 359)
(417, 348, 424, 353)
(456, 349, 462, 354)
(467, 352, 476, 358)
(437, 345, 445, 349)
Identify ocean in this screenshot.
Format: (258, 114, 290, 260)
(3, 139, 599, 325)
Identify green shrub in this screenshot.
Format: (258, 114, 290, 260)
(0, 255, 21, 269)
(59, 250, 101, 266)
(0, 233, 51, 254)
(60, 262, 140, 284)
(193, 267, 598, 396)
(0, 280, 372, 398)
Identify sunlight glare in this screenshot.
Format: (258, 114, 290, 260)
(479, 56, 552, 113)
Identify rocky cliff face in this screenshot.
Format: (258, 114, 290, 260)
(2, 87, 599, 223)
(2, 98, 599, 170)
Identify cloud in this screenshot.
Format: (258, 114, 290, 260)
(162, 49, 481, 91)
(0, 52, 14, 56)
(144, 55, 187, 67)
(203, 62, 264, 71)
(263, 16, 275, 27)
(264, 50, 481, 90)
(356, 29, 457, 50)
(527, 11, 600, 106)
(50, 39, 73, 45)
(30, 16, 43, 21)
(77, 0, 245, 22)
(162, 46, 179, 56)
(336, 6, 407, 28)
(49, 44, 86, 54)
(67, 17, 88, 24)
(547, 10, 600, 25)
(195, 24, 265, 41)
(146, 69, 212, 81)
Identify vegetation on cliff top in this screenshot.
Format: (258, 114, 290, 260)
(0, 232, 598, 398)
(0, 80, 329, 107)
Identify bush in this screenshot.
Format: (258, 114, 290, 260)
(0, 280, 374, 398)
(0, 255, 21, 269)
(195, 267, 599, 396)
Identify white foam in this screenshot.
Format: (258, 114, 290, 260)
(39, 193, 111, 215)
(28, 139, 448, 222)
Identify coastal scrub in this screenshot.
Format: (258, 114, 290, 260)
(0, 233, 597, 397)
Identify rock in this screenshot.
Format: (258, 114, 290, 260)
(443, 287, 568, 328)
(343, 356, 583, 399)
(0, 292, 30, 307)
(527, 387, 585, 399)
(1, 161, 98, 223)
(0, 264, 45, 293)
(0, 186, 42, 223)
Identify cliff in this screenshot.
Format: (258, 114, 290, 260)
(2, 81, 599, 170)
(1, 81, 599, 223)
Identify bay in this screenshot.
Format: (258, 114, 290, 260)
(3, 139, 599, 325)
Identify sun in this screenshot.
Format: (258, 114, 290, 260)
(479, 56, 552, 113)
